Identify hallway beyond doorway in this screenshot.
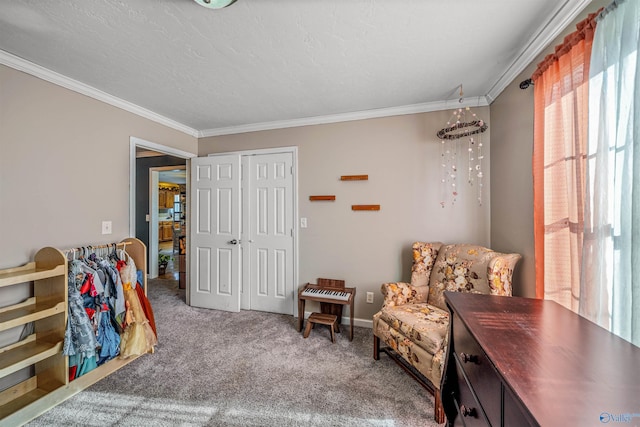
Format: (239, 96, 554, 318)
(158, 241, 178, 280)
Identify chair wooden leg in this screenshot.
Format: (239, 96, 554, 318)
(303, 320, 312, 338)
(434, 389, 445, 424)
(330, 324, 336, 343)
(373, 334, 380, 360)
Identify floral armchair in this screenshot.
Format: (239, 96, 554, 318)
(373, 242, 521, 423)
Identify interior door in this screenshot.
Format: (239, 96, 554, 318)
(189, 155, 241, 312)
(243, 152, 294, 314)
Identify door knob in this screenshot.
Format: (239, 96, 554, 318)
(227, 239, 239, 245)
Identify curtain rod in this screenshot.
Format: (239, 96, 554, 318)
(519, 1, 614, 91)
(597, 0, 623, 22)
(519, 78, 533, 90)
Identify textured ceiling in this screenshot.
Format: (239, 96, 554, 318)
(0, 0, 591, 137)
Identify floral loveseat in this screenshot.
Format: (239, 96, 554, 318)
(373, 242, 521, 423)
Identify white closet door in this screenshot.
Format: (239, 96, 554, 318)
(189, 155, 241, 312)
(245, 152, 294, 314)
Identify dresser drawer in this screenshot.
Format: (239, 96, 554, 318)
(452, 313, 501, 426)
(452, 357, 489, 427)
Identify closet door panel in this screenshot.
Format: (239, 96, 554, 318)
(248, 153, 294, 315)
(189, 156, 241, 312)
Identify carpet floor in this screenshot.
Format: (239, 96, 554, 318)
(27, 279, 441, 427)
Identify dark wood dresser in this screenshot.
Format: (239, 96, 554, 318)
(442, 292, 640, 426)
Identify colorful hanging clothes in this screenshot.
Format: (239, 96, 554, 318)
(64, 246, 157, 377)
(68, 353, 97, 381)
(64, 260, 99, 379)
(119, 284, 158, 358)
(135, 281, 157, 338)
(117, 251, 157, 358)
(64, 261, 98, 359)
(96, 303, 121, 365)
(97, 258, 126, 329)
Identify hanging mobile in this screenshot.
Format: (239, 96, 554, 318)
(436, 85, 488, 207)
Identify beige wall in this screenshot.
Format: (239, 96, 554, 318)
(199, 109, 491, 321)
(489, 0, 609, 298)
(0, 64, 198, 268)
(489, 69, 536, 297)
(1, 0, 607, 323)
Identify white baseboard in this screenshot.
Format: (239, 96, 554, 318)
(301, 310, 372, 329)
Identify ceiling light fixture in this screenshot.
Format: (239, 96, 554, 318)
(193, 0, 237, 9)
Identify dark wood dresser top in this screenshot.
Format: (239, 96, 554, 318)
(444, 292, 640, 426)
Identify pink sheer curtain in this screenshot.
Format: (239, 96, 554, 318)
(531, 12, 599, 308)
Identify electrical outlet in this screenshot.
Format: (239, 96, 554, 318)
(366, 292, 374, 303)
(101, 221, 112, 235)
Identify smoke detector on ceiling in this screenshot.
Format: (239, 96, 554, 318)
(193, 0, 237, 9)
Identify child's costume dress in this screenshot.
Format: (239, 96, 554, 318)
(117, 252, 157, 358)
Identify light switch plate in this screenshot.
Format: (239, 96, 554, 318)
(102, 221, 112, 235)
(300, 217, 308, 228)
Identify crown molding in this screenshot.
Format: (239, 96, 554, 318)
(4, 46, 480, 139)
(2, 0, 587, 140)
(485, 0, 593, 102)
(199, 96, 489, 137)
(0, 49, 199, 138)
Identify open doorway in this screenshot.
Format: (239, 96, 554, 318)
(149, 166, 186, 280)
(129, 137, 196, 286)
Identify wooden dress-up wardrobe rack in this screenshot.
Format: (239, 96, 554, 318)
(0, 238, 149, 426)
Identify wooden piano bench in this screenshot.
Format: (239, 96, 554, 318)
(303, 312, 338, 343)
(298, 282, 356, 341)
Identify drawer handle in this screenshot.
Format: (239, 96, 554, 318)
(460, 405, 477, 417)
(460, 352, 479, 364)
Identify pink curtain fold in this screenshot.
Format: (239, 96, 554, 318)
(531, 10, 600, 308)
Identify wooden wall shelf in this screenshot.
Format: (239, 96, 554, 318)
(309, 195, 336, 201)
(340, 175, 368, 181)
(352, 205, 380, 211)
